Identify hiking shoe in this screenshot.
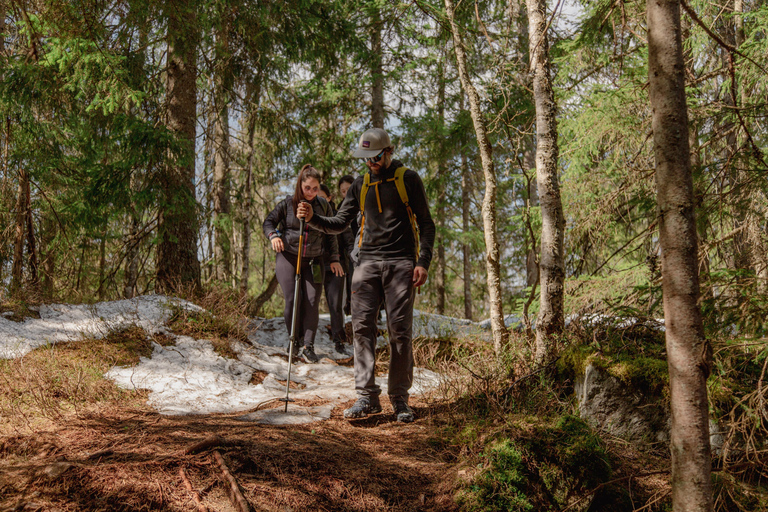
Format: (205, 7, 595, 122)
(302, 346, 319, 363)
(393, 400, 414, 423)
(334, 341, 350, 356)
(287, 338, 302, 356)
(343, 396, 382, 419)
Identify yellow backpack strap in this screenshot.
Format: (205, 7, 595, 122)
(392, 167, 420, 260)
(358, 173, 371, 248)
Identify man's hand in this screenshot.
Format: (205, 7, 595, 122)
(413, 265, 428, 287)
(296, 201, 313, 221)
(271, 237, 284, 252)
(330, 262, 344, 277)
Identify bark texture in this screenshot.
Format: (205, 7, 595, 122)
(10, 168, 29, 294)
(213, 19, 232, 283)
(526, 0, 565, 365)
(370, 8, 385, 129)
(156, 0, 201, 293)
(434, 60, 447, 314)
(647, 1, 713, 510)
(445, 0, 507, 351)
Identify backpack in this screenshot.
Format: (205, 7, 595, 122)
(358, 167, 420, 260)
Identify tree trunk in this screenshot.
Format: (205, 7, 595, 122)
(461, 151, 473, 321)
(526, 0, 565, 365)
(434, 60, 447, 315)
(240, 77, 261, 294)
(11, 168, 30, 294)
(370, 8, 385, 129)
(97, 232, 106, 299)
(40, 214, 55, 298)
(213, 20, 232, 283)
(524, 146, 539, 289)
(157, 0, 201, 293)
(647, 1, 713, 511)
(124, 214, 140, 299)
(445, 0, 507, 352)
(248, 274, 279, 317)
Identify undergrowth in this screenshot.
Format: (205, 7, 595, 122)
(0, 326, 155, 433)
(167, 287, 252, 359)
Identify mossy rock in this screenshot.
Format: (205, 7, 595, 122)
(457, 416, 626, 511)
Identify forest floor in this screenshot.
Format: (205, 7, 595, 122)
(0, 296, 675, 512)
(0, 393, 461, 512)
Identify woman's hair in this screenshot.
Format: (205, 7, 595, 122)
(319, 183, 332, 198)
(293, 164, 322, 212)
(338, 175, 354, 189)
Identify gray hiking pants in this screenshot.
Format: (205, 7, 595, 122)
(351, 258, 414, 402)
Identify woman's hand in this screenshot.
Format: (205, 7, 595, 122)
(296, 201, 314, 221)
(330, 262, 344, 277)
(271, 237, 284, 252)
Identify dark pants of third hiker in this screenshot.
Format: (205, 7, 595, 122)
(276, 251, 321, 348)
(324, 269, 345, 343)
(351, 259, 414, 402)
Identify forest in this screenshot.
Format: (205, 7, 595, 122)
(1, 0, 767, 511)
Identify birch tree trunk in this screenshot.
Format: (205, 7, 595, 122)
(445, 0, 507, 352)
(157, 0, 201, 293)
(526, 0, 565, 365)
(647, 1, 713, 510)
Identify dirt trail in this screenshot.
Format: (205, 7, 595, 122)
(0, 397, 459, 512)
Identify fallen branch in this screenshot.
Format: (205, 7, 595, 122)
(214, 450, 251, 512)
(179, 467, 209, 512)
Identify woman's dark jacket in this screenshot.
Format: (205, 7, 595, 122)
(263, 195, 340, 262)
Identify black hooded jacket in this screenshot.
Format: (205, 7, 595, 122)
(263, 195, 339, 262)
(306, 160, 435, 269)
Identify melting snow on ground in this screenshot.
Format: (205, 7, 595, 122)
(0, 295, 454, 424)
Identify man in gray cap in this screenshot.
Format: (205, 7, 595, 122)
(297, 127, 435, 423)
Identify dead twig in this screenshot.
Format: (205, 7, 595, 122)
(213, 450, 251, 512)
(179, 467, 209, 512)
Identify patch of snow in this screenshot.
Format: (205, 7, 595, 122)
(565, 314, 665, 331)
(0, 295, 201, 359)
(477, 314, 524, 330)
(2, 294, 443, 424)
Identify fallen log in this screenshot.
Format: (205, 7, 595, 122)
(213, 450, 251, 512)
(179, 467, 208, 512)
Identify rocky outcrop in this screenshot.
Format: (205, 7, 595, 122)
(576, 363, 726, 453)
(576, 363, 670, 444)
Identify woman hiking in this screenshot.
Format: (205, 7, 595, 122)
(263, 164, 343, 363)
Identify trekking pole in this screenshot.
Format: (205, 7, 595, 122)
(281, 213, 306, 412)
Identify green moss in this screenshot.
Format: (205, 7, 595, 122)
(457, 439, 534, 512)
(606, 356, 668, 395)
(457, 416, 620, 511)
(557, 344, 602, 381)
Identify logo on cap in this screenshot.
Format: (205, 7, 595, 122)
(362, 140, 370, 148)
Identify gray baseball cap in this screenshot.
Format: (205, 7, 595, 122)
(352, 128, 391, 158)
